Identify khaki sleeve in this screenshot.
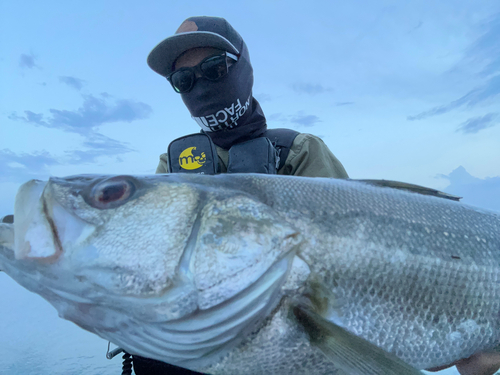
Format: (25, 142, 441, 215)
(280, 133, 349, 178)
(155, 153, 169, 174)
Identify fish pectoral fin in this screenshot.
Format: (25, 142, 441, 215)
(292, 303, 423, 375)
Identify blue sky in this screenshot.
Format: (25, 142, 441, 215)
(1, 0, 500, 217)
(1, 1, 500, 373)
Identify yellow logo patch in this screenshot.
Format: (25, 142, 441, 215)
(179, 147, 206, 170)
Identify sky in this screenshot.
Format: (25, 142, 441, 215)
(0, 0, 499, 374)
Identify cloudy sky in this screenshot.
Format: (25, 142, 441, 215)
(1, 0, 500, 217)
(1, 0, 499, 373)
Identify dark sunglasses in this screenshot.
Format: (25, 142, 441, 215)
(167, 52, 239, 93)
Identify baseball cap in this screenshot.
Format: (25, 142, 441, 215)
(147, 16, 243, 78)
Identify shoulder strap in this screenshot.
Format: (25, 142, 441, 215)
(263, 128, 299, 170)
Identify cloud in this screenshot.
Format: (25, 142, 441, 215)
(292, 83, 333, 95)
(409, 15, 500, 122)
(441, 166, 500, 213)
(407, 21, 423, 34)
(254, 93, 272, 103)
(407, 75, 500, 121)
(0, 149, 59, 182)
(9, 111, 46, 126)
(66, 134, 135, 164)
(9, 94, 152, 135)
(290, 113, 322, 127)
(0, 134, 135, 182)
(18, 52, 38, 69)
(5, 94, 144, 176)
(267, 113, 284, 122)
(466, 14, 500, 78)
(59, 76, 85, 91)
(268, 112, 323, 127)
(457, 113, 499, 133)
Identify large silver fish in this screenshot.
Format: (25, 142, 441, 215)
(1, 173, 499, 375)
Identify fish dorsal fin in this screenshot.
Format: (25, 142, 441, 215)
(355, 179, 461, 201)
(292, 303, 423, 375)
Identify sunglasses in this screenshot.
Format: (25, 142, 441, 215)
(167, 52, 239, 93)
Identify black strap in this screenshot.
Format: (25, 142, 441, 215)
(132, 355, 207, 375)
(166, 128, 299, 174)
(227, 137, 278, 174)
(263, 128, 299, 170)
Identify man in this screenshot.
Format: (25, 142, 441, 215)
(129, 15, 348, 375)
(148, 16, 348, 179)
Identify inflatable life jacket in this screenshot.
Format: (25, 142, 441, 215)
(167, 128, 299, 174)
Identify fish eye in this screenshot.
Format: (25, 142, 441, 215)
(88, 176, 136, 209)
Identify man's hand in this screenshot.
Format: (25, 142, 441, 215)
(427, 352, 500, 375)
(456, 352, 500, 375)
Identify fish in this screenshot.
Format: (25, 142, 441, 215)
(1, 173, 499, 375)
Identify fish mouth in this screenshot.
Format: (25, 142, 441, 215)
(14, 179, 95, 263)
(13, 179, 58, 261)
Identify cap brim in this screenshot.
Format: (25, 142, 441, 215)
(147, 31, 240, 77)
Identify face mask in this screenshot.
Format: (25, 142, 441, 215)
(180, 42, 267, 149)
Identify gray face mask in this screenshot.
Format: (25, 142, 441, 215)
(180, 42, 267, 149)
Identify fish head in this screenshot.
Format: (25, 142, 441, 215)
(3, 174, 302, 364)
(10, 174, 204, 322)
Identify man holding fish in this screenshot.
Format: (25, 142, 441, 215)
(143, 15, 500, 375)
(1, 15, 499, 375)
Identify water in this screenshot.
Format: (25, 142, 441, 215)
(0, 273, 118, 375)
(0, 273, 477, 375)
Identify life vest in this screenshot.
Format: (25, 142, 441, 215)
(167, 128, 299, 175)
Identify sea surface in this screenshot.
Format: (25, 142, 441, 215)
(0, 273, 117, 375)
(1, 273, 486, 375)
